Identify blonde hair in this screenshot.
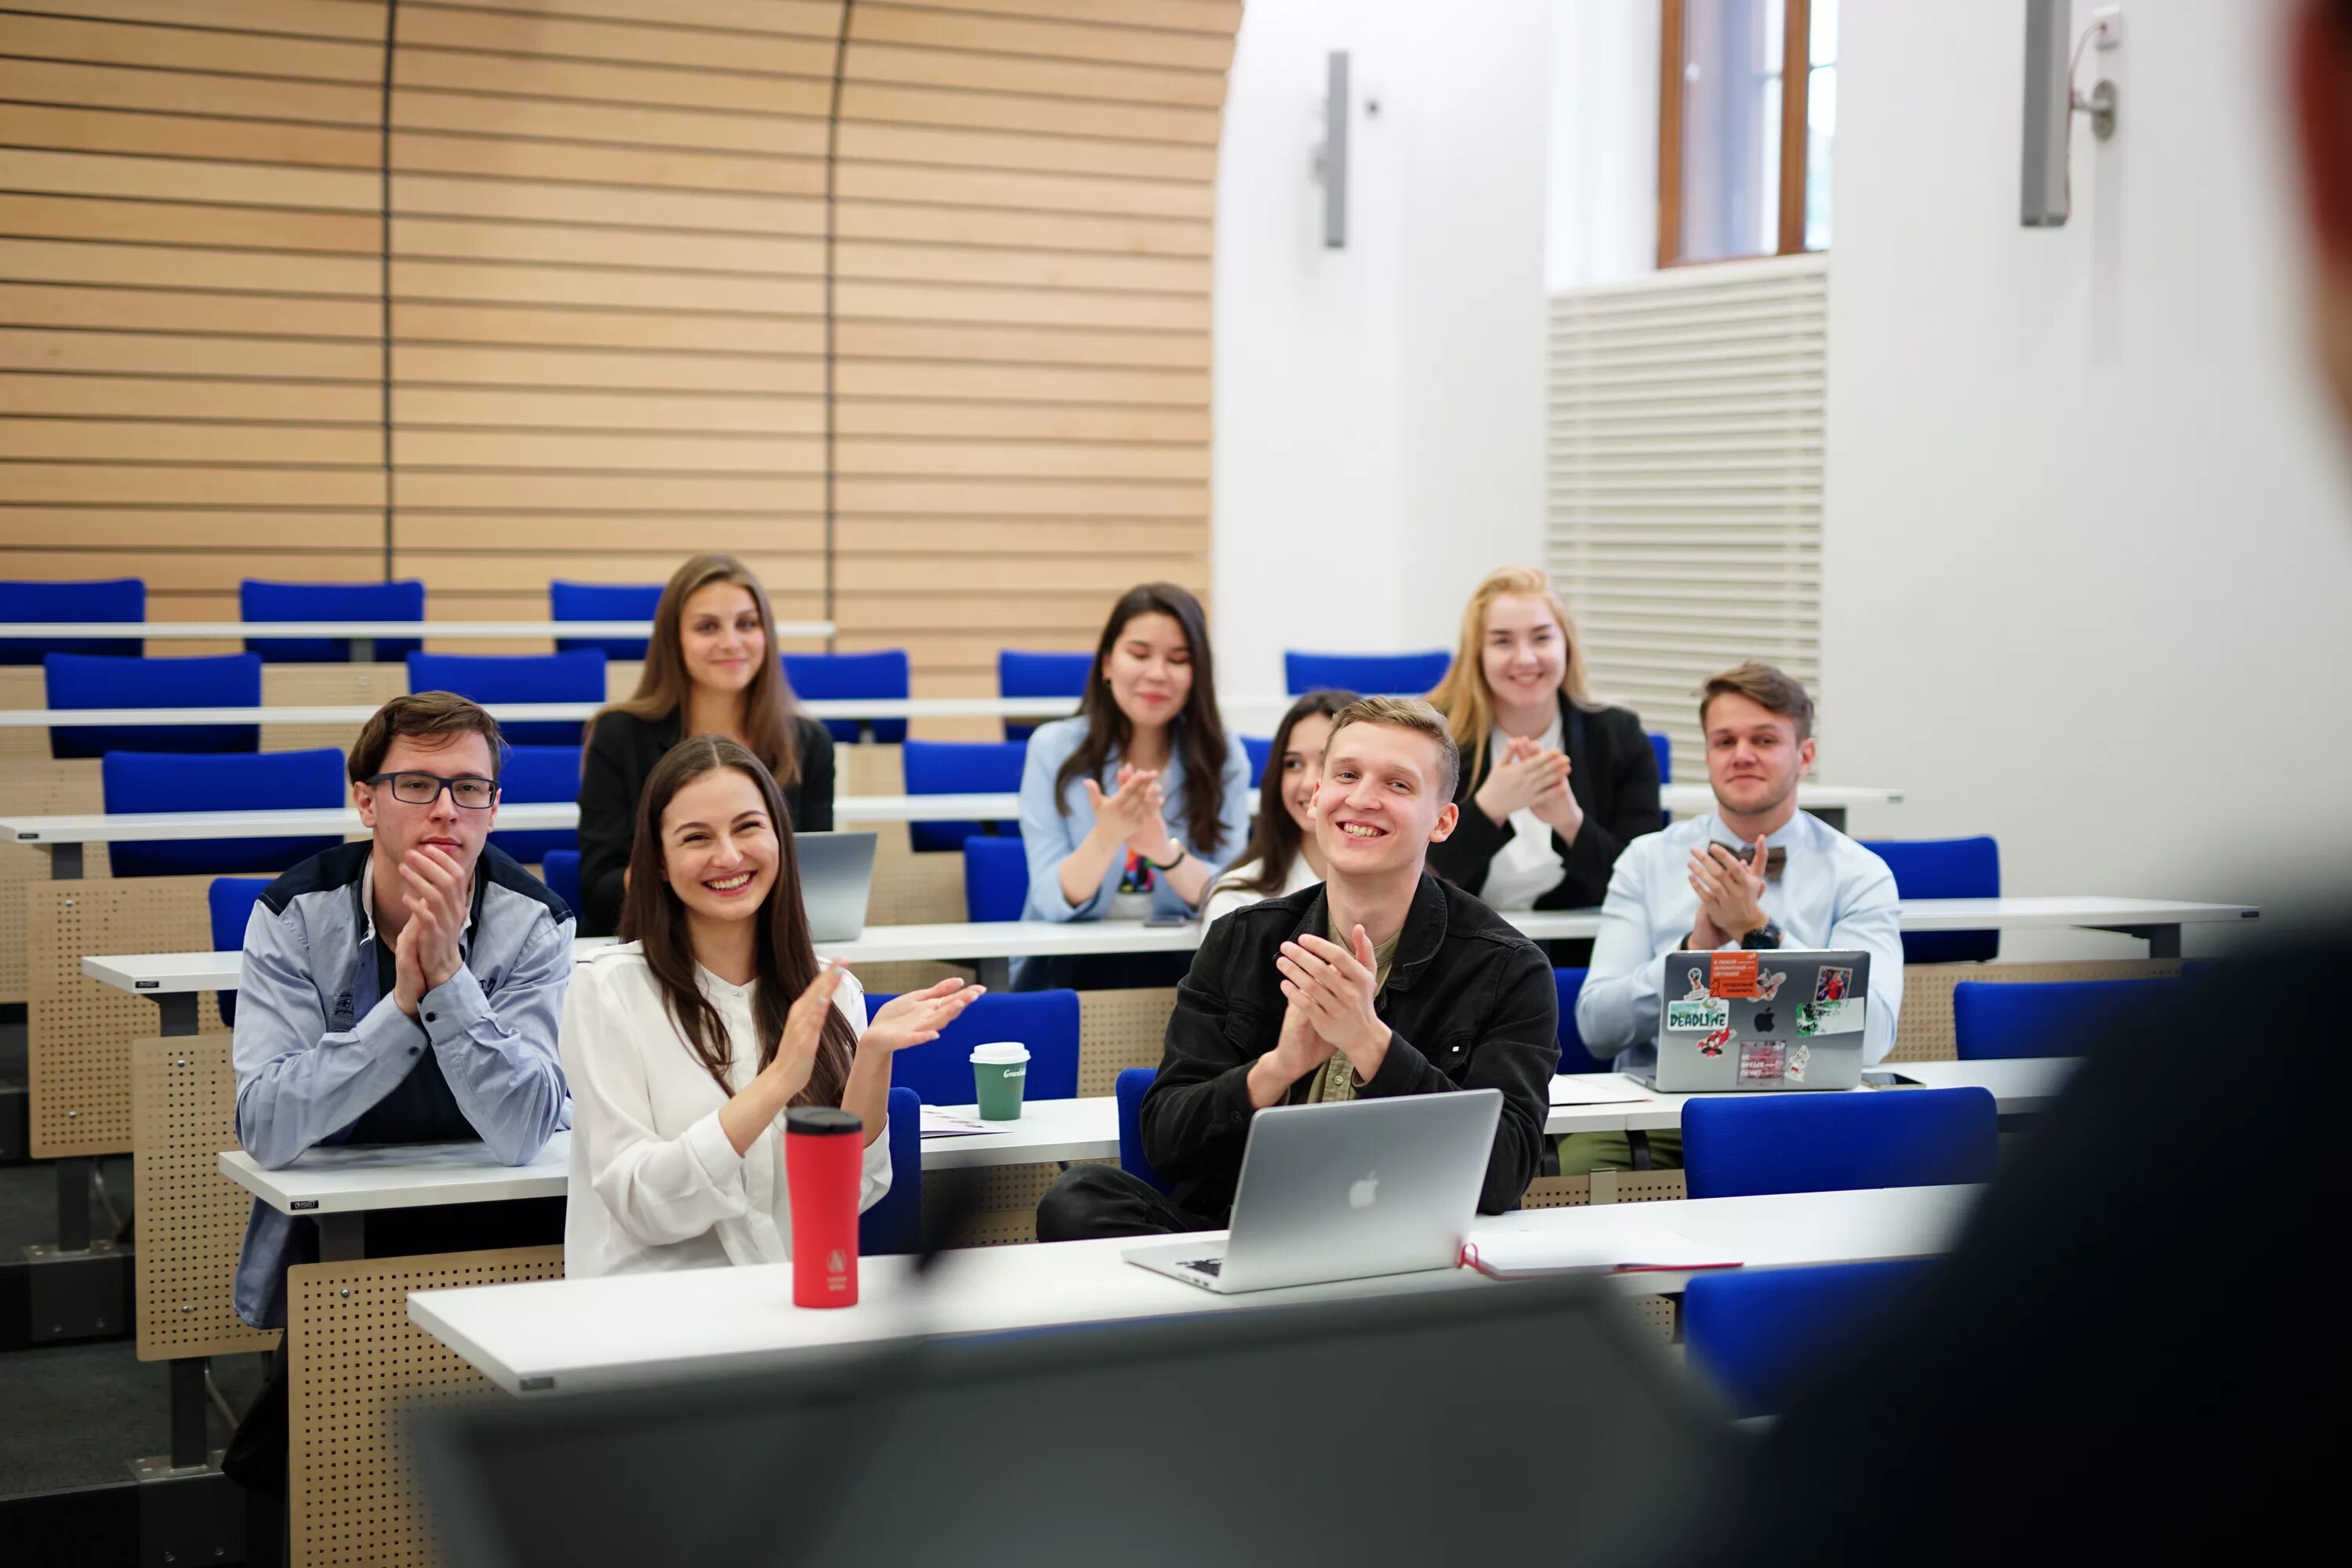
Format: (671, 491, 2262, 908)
(1325, 695, 1461, 800)
(1426, 566, 1601, 792)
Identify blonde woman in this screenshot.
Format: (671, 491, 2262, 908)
(1425, 567, 1659, 911)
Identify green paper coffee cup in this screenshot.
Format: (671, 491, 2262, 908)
(971, 1041, 1030, 1121)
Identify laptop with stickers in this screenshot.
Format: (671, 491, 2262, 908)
(1635, 949, 1872, 1093)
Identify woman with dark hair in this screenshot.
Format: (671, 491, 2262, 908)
(561, 737, 978, 1277)
(1014, 582, 1253, 989)
(1200, 689, 1356, 926)
(575, 554, 835, 937)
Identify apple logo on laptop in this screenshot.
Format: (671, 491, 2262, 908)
(1348, 1172, 1380, 1210)
(1755, 1007, 1775, 1033)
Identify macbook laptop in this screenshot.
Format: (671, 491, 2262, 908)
(1635, 948, 1872, 1093)
(1124, 1088, 1502, 1294)
(795, 830, 877, 942)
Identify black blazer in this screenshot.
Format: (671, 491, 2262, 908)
(574, 709, 836, 937)
(1425, 695, 1661, 910)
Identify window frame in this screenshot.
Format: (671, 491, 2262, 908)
(1656, 0, 1818, 268)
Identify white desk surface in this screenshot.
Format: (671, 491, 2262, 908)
(82, 896, 2259, 999)
(218, 1063, 2074, 1214)
(0, 619, 832, 640)
(2, 793, 1018, 844)
(408, 1182, 1982, 1396)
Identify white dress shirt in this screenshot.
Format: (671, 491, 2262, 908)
(561, 942, 891, 1279)
(1576, 810, 1904, 1073)
(1477, 713, 1571, 911)
(1200, 853, 1322, 927)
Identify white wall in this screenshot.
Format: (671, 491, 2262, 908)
(1546, 0, 1659, 289)
(1212, 0, 1550, 702)
(1823, 0, 2352, 946)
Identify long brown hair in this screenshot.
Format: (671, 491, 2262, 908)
(1426, 565, 1602, 793)
(1210, 689, 1356, 902)
(595, 554, 801, 789)
(619, 736, 853, 1107)
(1051, 582, 1235, 857)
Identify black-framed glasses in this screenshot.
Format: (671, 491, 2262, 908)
(366, 771, 498, 809)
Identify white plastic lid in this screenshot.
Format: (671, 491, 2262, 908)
(968, 1040, 1030, 1063)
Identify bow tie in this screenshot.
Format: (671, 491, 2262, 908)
(1715, 844, 1788, 881)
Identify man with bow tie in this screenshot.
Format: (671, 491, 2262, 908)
(1570, 662, 1903, 1171)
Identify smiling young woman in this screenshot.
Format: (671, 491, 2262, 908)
(1200, 688, 1358, 926)
(573, 554, 836, 938)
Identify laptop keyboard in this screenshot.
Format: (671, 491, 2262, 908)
(1180, 1257, 1223, 1276)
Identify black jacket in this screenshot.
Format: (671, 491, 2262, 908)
(1426, 695, 1661, 909)
(1141, 873, 1557, 1221)
(574, 709, 836, 937)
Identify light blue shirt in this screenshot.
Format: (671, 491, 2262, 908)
(1577, 810, 1904, 1073)
(1015, 714, 1254, 932)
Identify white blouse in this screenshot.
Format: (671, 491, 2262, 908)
(1200, 853, 1322, 927)
(560, 942, 891, 1279)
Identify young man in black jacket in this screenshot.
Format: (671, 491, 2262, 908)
(1036, 697, 1558, 1240)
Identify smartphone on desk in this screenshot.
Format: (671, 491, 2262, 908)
(1861, 1070, 1923, 1087)
(1143, 914, 1193, 929)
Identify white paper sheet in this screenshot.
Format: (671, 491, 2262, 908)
(918, 1107, 1011, 1138)
(1547, 1075, 1654, 1107)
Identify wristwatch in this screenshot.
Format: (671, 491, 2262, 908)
(1740, 918, 1784, 950)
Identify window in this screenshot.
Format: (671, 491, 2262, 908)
(1657, 0, 1836, 265)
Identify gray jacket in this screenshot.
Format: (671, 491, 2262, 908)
(230, 840, 572, 1328)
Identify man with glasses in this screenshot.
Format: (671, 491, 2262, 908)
(223, 691, 572, 1514)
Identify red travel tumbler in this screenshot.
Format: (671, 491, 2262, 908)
(786, 1105, 864, 1308)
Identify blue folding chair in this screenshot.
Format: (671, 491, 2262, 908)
(209, 875, 273, 1029)
(407, 650, 604, 747)
(1952, 977, 2176, 1061)
(486, 744, 580, 866)
(2, 577, 143, 662)
(241, 579, 424, 663)
(1648, 731, 1671, 785)
(1283, 650, 1450, 698)
(1115, 1066, 1174, 1196)
(551, 581, 662, 662)
(1682, 1087, 1998, 1200)
(1240, 735, 1272, 788)
(1862, 836, 2001, 964)
(101, 747, 346, 878)
(1553, 967, 1608, 1075)
(783, 650, 909, 745)
(1683, 1258, 1937, 1417)
(902, 740, 1024, 852)
(539, 850, 581, 922)
(858, 1084, 923, 1257)
(962, 835, 1029, 922)
(873, 989, 1080, 1107)
(998, 649, 1091, 742)
(46, 652, 261, 758)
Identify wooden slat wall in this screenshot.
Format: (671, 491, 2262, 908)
(0, 0, 390, 619)
(2, 0, 1238, 689)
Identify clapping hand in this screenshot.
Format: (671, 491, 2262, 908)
(1277, 927, 1392, 1076)
(1474, 734, 1572, 824)
(1688, 837, 1770, 949)
(862, 976, 985, 1054)
(1084, 764, 1175, 860)
(391, 845, 468, 1016)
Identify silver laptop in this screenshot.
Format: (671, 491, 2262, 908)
(1636, 949, 1872, 1093)
(1125, 1089, 1502, 1294)
(796, 831, 877, 942)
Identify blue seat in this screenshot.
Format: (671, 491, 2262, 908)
(902, 740, 1024, 852)
(241, 579, 424, 663)
(963, 835, 1029, 922)
(858, 1084, 923, 1258)
(1115, 1066, 1174, 1196)
(1952, 977, 2175, 1061)
(209, 876, 273, 1029)
(551, 581, 662, 662)
(102, 747, 347, 878)
(998, 649, 1091, 742)
(486, 744, 580, 866)
(1861, 836, 2001, 964)
(1553, 968, 1608, 1075)
(1683, 1258, 1936, 1417)
(2, 577, 143, 662)
(539, 849, 581, 922)
(867, 989, 1080, 1108)
(1648, 731, 1671, 785)
(46, 652, 262, 758)
(406, 650, 604, 747)
(1240, 735, 1272, 788)
(1682, 1087, 1999, 1200)
(1283, 650, 1450, 698)
(783, 650, 909, 745)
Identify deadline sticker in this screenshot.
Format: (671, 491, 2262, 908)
(1796, 998, 1866, 1036)
(1667, 999, 1731, 1033)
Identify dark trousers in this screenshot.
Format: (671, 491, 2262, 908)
(1036, 1164, 1220, 1242)
(1012, 949, 1196, 993)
